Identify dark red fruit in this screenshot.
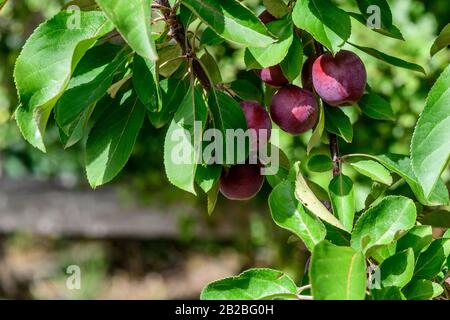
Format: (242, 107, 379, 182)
(257, 65, 289, 87)
(219, 164, 264, 200)
(312, 50, 367, 106)
(270, 85, 319, 135)
(240, 101, 272, 147)
(258, 10, 276, 24)
(301, 56, 315, 92)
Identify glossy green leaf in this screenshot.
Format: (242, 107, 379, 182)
(292, 0, 351, 54)
(55, 45, 128, 148)
(164, 86, 207, 195)
(371, 287, 406, 300)
(280, 36, 303, 83)
(380, 248, 414, 289)
(195, 164, 222, 193)
(414, 238, 450, 280)
(200, 28, 225, 46)
(431, 23, 450, 57)
(349, 160, 393, 185)
(358, 93, 395, 121)
(356, 0, 392, 29)
(86, 94, 145, 188)
(228, 80, 263, 102)
(181, 0, 274, 47)
(329, 174, 355, 231)
(310, 241, 366, 300)
(349, 43, 425, 74)
(14, 11, 113, 151)
(325, 107, 353, 143)
(396, 225, 433, 257)
(403, 280, 444, 300)
(96, 0, 157, 60)
(307, 154, 333, 172)
(411, 65, 450, 198)
(133, 55, 161, 113)
(351, 196, 417, 255)
(269, 180, 326, 251)
(200, 51, 223, 85)
(245, 19, 293, 69)
(201, 268, 297, 300)
(294, 162, 347, 231)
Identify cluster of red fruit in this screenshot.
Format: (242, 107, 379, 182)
(220, 10, 367, 201)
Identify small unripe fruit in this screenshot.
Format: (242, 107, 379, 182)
(257, 65, 289, 87)
(270, 85, 319, 135)
(301, 56, 315, 92)
(312, 50, 367, 106)
(240, 100, 272, 147)
(220, 164, 264, 200)
(258, 10, 276, 24)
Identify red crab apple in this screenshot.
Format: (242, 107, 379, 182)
(312, 50, 367, 106)
(270, 85, 319, 135)
(219, 164, 264, 200)
(257, 65, 289, 87)
(258, 10, 276, 24)
(240, 101, 272, 147)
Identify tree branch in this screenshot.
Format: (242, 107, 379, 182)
(154, 0, 211, 91)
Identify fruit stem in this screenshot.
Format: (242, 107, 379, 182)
(329, 132, 341, 177)
(153, 0, 211, 91)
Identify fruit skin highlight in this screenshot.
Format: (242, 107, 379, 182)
(240, 101, 272, 147)
(257, 65, 289, 87)
(219, 164, 264, 200)
(270, 85, 319, 135)
(312, 50, 367, 106)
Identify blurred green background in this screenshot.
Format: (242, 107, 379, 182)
(0, 0, 448, 299)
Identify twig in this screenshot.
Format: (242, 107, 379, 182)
(153, 0, 211, 91)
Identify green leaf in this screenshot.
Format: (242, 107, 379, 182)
(329, 174, 355, 232)
(396, 225, 433, 258)
(358, 93, 395, 121)
(293, 162, 347, 231)
(158, 44, 183, 78)
(0, 0, 7, 10)
(269, 180, 326, 251)
(292, 0, 351, 54)
(411, 65, 450, 198)
(262, 0, 290, 19)
(86, 93, 145, 188)
(355, 0, 392, 29)
(200, 51, 223, 85)
(200, 28, 225, 46)
(195, 164, 222, 193)
(228, 80, 263, 102)
(207, 181, 220, 215)
(310, 241, 366, 300)
(55, 45, 128, 148)
(307, 154, 333, 172)
(349, 43, 425, 74)
(207, 90, 248, 165)
(14, 11, 113, 151)
(201, 268, 297, 300)
(345, 153, 449, 206)
(403, 280, 444, 300)
(280, 36, 304, 83)
(181, 0, 275, 47)
(431, 23, 450, 57)
(351, 196, 417, 255)
(96, 0, 157, 60)
(325, 107, 353, 143)
(414, 238, 450, 280)
(380, 248, 414, 289)
(420, 210, 450, 228)
(349, 160, 393, 185)
(348, 12, 404, 41)
(133, 55, 161, 113)
(245, 19, 293, 69)
(307, 103, 325, 154)
(164, 86, 207, 195)
(371, 287, 406, 300)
